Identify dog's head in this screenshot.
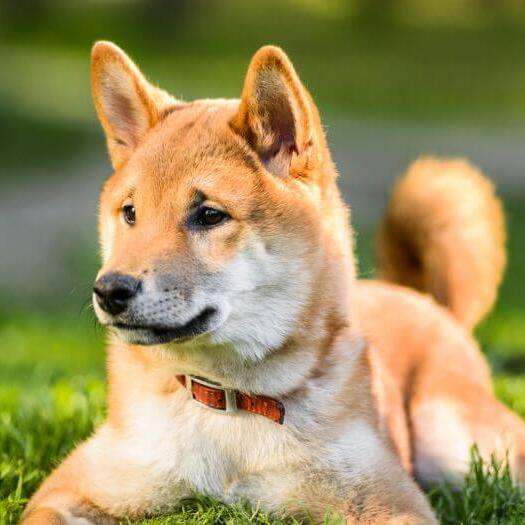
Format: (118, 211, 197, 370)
(91, 42, 352, 359)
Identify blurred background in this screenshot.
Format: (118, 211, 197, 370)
(1, 0, 525, 368)
(1, 1, 525, 520)
(1, 0, 525, 310)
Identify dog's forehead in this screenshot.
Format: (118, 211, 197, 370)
(133, 99, 261, 192)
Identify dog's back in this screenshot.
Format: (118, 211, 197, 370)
(356, 159, 525, 487)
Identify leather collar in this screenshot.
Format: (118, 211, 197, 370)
(176, 374, 285, 424)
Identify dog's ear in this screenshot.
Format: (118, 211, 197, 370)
(231, 46, 317, 178)
(91, 41, 171, 169)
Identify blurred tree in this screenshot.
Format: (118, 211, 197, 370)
(0, 0, 50, 36)
(353, 0, 401, 23)
(479, 0, 525, 23)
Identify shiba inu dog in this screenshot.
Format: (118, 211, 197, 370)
(22, 42, 525, 524)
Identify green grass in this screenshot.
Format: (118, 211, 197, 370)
(429, 448, 525, 525)
(1, 197, 525, 524)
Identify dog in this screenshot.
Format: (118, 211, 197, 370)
(22, 42, 525, 524)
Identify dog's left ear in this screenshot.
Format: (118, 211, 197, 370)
(231, 46, 318, 178)
(91, 41, 173, 169)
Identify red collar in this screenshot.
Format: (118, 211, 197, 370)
(176, 374, 285, 425)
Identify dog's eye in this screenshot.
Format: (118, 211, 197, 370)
(196, 207, 228, 227)
(122, 204, 136, 225)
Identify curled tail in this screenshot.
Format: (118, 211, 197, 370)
(377, 158, 506, 330)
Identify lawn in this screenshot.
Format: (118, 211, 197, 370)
(1, 196, 524, 524)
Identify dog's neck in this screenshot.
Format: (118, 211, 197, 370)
(108, 250, 360, 398)
(106, 311, 369, 438)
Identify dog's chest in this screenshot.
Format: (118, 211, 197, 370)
(122, 388, 305, 499)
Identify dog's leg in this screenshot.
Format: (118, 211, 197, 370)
(227, 445, 437, 524)
(323, 462, 438, 524)
(22, 446, 112, 524)
(20, 507, 68, 525)
(22, 503, 115, 525)
(21, 424, 190, 524)
(341, 459, 438, 525)
(22, 439, 118, 525)
(411, 385, 525, 488)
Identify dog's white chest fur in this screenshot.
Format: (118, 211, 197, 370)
(88, 387, 309, 515)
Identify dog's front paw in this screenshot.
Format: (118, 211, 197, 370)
(22, 506, 115, 525)
(21, 507, 68, 525)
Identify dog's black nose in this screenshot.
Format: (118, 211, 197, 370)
(93, 272, 141, 315)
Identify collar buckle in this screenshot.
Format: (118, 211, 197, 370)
(185, 374, 238, 413)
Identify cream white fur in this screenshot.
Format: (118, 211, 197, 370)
(412, 400, 473, 486)
(65, 352, 399, 520)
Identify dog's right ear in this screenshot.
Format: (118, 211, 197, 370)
(91, 42, 171, 169)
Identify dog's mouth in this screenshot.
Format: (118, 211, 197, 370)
(111, 307, 218, 345)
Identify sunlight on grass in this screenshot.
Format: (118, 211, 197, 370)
(0, 311, 105, 387)
(0, 377, 105, 523)
(430, 447, 525, 525)
(130, 497, 331, 525)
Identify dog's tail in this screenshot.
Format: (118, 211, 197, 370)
(376, 157, 506, 330)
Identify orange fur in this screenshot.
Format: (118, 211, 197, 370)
(91, 41, 175, 169)
(377, 158, 506, 330)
